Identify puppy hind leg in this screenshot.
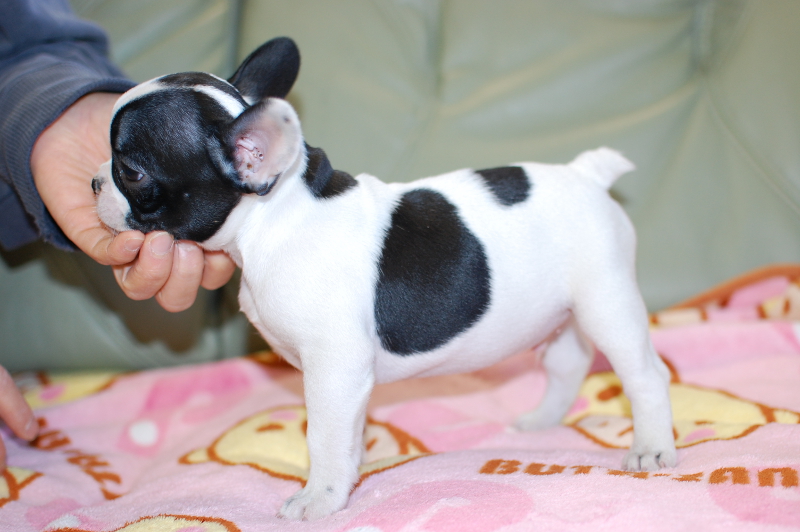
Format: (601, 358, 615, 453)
(516, 319, 593, 431)
(572, 280, 676, 471)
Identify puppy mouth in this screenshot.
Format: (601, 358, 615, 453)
(91, 176, 103, 195)
(94, 184, 133, 236)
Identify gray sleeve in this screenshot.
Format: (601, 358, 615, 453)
(0, 0, 135, 250)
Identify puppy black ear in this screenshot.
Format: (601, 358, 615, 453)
(220, 98, 303, 195)
(228, 37, 300, 104)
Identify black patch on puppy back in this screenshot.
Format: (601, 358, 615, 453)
(303, 145, 357, 199)
(375, 189, 491, 355)
(475, 166, 530, 206)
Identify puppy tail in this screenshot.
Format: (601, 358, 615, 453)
(569, 147, 635, 190)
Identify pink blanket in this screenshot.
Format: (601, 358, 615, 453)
(3, 265, 800, 531)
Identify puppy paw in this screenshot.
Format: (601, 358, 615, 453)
(623, 446, 677, 472)
(278, 485, 348, 521)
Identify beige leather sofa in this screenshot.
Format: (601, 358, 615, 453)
(81, 0, 799, 310)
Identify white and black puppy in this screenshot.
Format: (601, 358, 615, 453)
(94, 38, 676, 520)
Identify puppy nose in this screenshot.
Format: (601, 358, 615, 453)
(91, 177, 102, 195)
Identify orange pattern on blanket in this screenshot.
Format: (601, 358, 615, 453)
(0, 468, 41, 508)
(479, 459, 800, 488)
(564, 370, 800, 449)
(180, 405, 430, 485)
(31, 417, 123, 499)
(651, 264, 800, 327)
(47, 513, 240, 532)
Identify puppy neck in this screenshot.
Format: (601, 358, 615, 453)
(200, 142, 313, 262)
(302, 144, 357, 199)
(202, 143, 357, 266)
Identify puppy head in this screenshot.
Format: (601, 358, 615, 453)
(94, 37, 304, 243)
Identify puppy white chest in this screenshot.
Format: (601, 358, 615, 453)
(233, 175, 392, 367)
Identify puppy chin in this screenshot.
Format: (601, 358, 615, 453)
(94, 161, 132, 234)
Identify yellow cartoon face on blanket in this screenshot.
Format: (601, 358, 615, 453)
(181, 405, 428, 484)
(18, 370, 120, 409)
(564, 371, 800, 448)
(48, 514, 238, 532)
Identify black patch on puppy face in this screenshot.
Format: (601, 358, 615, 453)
(375, 189, 491, 355)
(110, 88, 242, 241)
(303, 145, 357, 199)
(475, 166, 530, 206)
(159, 73, 248, 107)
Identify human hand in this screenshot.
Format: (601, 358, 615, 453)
(31, 93, 236, 311)
(0, 366, 37, 469)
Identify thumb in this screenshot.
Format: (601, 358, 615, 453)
(87, 229, 146, 266)
(67, 207, 144, 266)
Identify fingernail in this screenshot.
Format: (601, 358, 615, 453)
(150, 232, 174, 256)
(25, 417, 36, 436)
(124, 235, 144, 252)
(176, 241, 195, 260)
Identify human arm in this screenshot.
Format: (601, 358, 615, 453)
(1, 0, 235, 309)
(0, 0, 235, 464)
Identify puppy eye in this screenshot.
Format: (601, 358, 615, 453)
(121, 164, 145, 183)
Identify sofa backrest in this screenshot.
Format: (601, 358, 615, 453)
(73, 0, 800, 309)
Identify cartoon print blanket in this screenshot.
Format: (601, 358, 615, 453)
(3, 265, 800, 531)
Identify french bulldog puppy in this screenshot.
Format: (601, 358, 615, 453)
(93, 37, 676, 520)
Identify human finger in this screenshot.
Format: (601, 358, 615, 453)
(200, 250, 237, 290)
(84, 227, 145, 266)
(0, 366, 38, 470)
(112, 231, 174, 300)
(154, 241, 205, 313)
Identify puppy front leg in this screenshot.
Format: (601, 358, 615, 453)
(278, 355, 374, 521)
